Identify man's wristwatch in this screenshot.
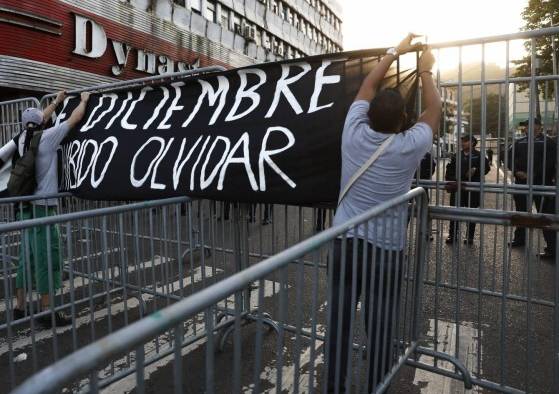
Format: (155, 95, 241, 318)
(386, 47, 399, 57)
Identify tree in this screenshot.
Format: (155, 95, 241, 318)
(464, 93, 507, 138)
(513, 0, 559, 105)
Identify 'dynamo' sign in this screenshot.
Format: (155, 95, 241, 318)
(55, 51, 418, 207)
(73, 14, 200, 76)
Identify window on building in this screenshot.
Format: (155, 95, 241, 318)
(206, 1, 217, 23)
(173, 0, 185, 7)
(233, 14, 242, 34)
(191, 0, 201, 13)
(290, 46, 296, 59)
(272, 0, 279, 14)
(221, 8, 230, 29)
(263, 33, 271, 49)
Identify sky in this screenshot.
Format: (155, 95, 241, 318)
(342, 0, 529, 70)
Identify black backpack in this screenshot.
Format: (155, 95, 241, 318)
(7, 131, 43, 196)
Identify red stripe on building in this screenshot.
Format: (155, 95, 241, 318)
(0, 0, 230, 80)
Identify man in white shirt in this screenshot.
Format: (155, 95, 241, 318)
(327, 34, 441, 392)
(0, 91, 90, 328)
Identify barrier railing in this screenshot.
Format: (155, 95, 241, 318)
(410, 25, 559, 394)
(0, 97, 41, 146)
(10, 188, 428, 394)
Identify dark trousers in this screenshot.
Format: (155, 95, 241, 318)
(448, 191, 479, 241)
(513, 192, 557, 253)
(316, 208, 327, 231)
(327, 238, 403, 393)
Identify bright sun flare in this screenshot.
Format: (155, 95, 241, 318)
(342, 0, 529, 70)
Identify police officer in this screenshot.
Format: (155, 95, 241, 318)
(508, 118, 557, 259)
(445, 133, 491, 244)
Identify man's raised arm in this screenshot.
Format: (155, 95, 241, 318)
(417, 48, 442, 136)
(354, 33, 420, 103)
(66, 92, 91, 129)
(42, 91, 66, 124)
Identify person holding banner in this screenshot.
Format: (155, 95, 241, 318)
(0, 91, 90, 328)
(327, 34, 441, 393)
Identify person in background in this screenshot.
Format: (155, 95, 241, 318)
(507, 118, 557, 259)
(327, 33, 441, 393)
(0, 91, 90, 327)
(445, 133, 491, 245)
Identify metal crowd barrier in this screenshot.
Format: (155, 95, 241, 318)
(0, 194, 336, 391)
(0, 97, 40, 146)
(409, 25, 559, 394)
(10, 188, 428, 394)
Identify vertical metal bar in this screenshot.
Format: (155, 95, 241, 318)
(101, 217, 113, 337)
(322, 239, 335, 393)
(45, 223, 58, 360)
(344, 227, 359, 391)
(205, 307, 215, 394)
(252, 276, 265, 393)
(275, 263, 289, 393)
(453, 45, 464, 369)
(526, 38, 537, 393)
(480, 43, 487, 207)
(173, 325, 183, 394)
(2, 235, 15, 389)
(135, 345, 145, 394)
(66, 221, 78, 351)
(372, 215, 388, 390)
(307, 247, 320, 392)
(355, 221, 370, 388)
(333, 234, 347, 393)
(553, 25, 559, 394)
(293, 239, 305, 393)
(229, 294, 241, 394)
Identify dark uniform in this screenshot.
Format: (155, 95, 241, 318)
(507, 132, 557, 255)
(445, 145, 491, 242)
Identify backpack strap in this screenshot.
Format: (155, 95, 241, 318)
(337, 134, 395, 207)
(28, 131, 43, 155)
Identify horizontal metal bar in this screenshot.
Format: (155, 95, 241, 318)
(415, 181, 557, 196)
(0, 286, 124, 331)
(0, 97, 40, 106)
(423, 279, 555, 308)
(0, 192, 71, 204)
(430, 25, 559, 49)
(440, 75, 559, 88)
(430, 206, 559, 229)
(0, 196, 191, 233)
(10, 188, 426, 394)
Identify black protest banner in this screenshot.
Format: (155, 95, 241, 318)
(55, 50, 418, 207)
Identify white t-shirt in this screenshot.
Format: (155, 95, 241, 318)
(0, 121, 70, 205)
(332, 100, 433, 250)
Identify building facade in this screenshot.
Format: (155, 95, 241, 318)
(0, 0, 343, 101)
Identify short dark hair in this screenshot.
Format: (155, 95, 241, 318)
(368, 88, 406, 133)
